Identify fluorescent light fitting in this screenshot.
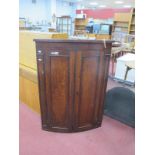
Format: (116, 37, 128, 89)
(123, 5, 132, 8)
(89, 2, 98, 5)
(115, 1, 124, 4)
(99, 5, 107, 8)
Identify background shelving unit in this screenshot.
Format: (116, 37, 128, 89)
(112, 8, 135, 35)
(112, 12, 132, 33)
(56, 16, 72, 35)
(129, 8, 135, 35)
(74, 18, 88, 35)
(74, 18, 88, 30)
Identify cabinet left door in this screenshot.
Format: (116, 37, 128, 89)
(36, 47, 75, 132)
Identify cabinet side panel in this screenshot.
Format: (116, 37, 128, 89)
(50, 57, 69, 128)
(36, 54, 48, 127)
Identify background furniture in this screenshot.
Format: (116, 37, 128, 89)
(74, 30, 88, 36)
(19, 31, 68, 113)
(112, 8, 135, 34)
(129, 8, 135, 35)
(34, 39, 113, 132)
(74, 18, 88, 34)
(104, 87, 135, 127)
(113, 13, 131, 33)
(19, 64, 40, 113)
(110, 33, 135, 76)
(48, 28, 56, 32)
(124, 61, 135, 81)
(96, 34, 111, 40)
(56, 16, 72, 35)
(115, 53, 135, 83)
(111, 45, 125, 76)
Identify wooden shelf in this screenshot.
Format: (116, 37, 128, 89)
(114, 13, 132, 22)
(129, 8, 135, 35)
(114, 25, 128, 28)
(74, 18, 88, 34)
(75, 24, 86, 26)
(113, 8, 135, 35)
(114, 21, 129, 23)
(113, 12, 133, 34)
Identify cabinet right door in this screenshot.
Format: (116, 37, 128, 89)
(73, 50, 106, 132)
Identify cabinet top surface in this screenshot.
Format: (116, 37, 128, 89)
(34, 39, 114, 44)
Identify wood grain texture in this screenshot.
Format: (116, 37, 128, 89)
(19, 76, 40, 113)
(35, 39, 112, 132)
(74, 51, 100, 131)
(19, 64, 38, 83)
(114, 13, 132, 22)
(96, 34, 111, 40)
(49, 56, 69, 128)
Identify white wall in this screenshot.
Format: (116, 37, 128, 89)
(56, 0, 76, 18)
(19, 0, 52, 24)
(19, 0, 76, 24)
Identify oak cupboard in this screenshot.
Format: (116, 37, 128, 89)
(34, 39, 113, 132)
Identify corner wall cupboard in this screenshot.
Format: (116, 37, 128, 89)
(34, 39, 113, 133)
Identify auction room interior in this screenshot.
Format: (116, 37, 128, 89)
(19, 0, 135, 155)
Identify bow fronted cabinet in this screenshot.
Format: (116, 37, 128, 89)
(34, 39, 113, 133)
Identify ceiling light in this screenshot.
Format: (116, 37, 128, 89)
(123, 5, 132, 8)
(99, 5, 107, 8)
(115, 1, 124, 4)
(89, 2, 98, 5)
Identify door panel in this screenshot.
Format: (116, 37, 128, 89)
(79, 57, 99, 126)
(44, 50, 72, 131)
(50, 57, 69, 127)
(74, 51, 101, 130)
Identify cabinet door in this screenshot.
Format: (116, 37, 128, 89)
(74, 50, 105, 131)
(37, 48, 75, 132)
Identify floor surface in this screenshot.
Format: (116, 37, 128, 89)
(20, 107, 135, 154)
(20, 78, 135, 155)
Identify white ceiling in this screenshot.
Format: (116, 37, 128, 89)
(63, 0, 135, 9)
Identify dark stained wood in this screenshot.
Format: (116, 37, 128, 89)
(74, 50, 100, 131)
(36, 51, 48, 128)
(34, 39, 112, 132)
